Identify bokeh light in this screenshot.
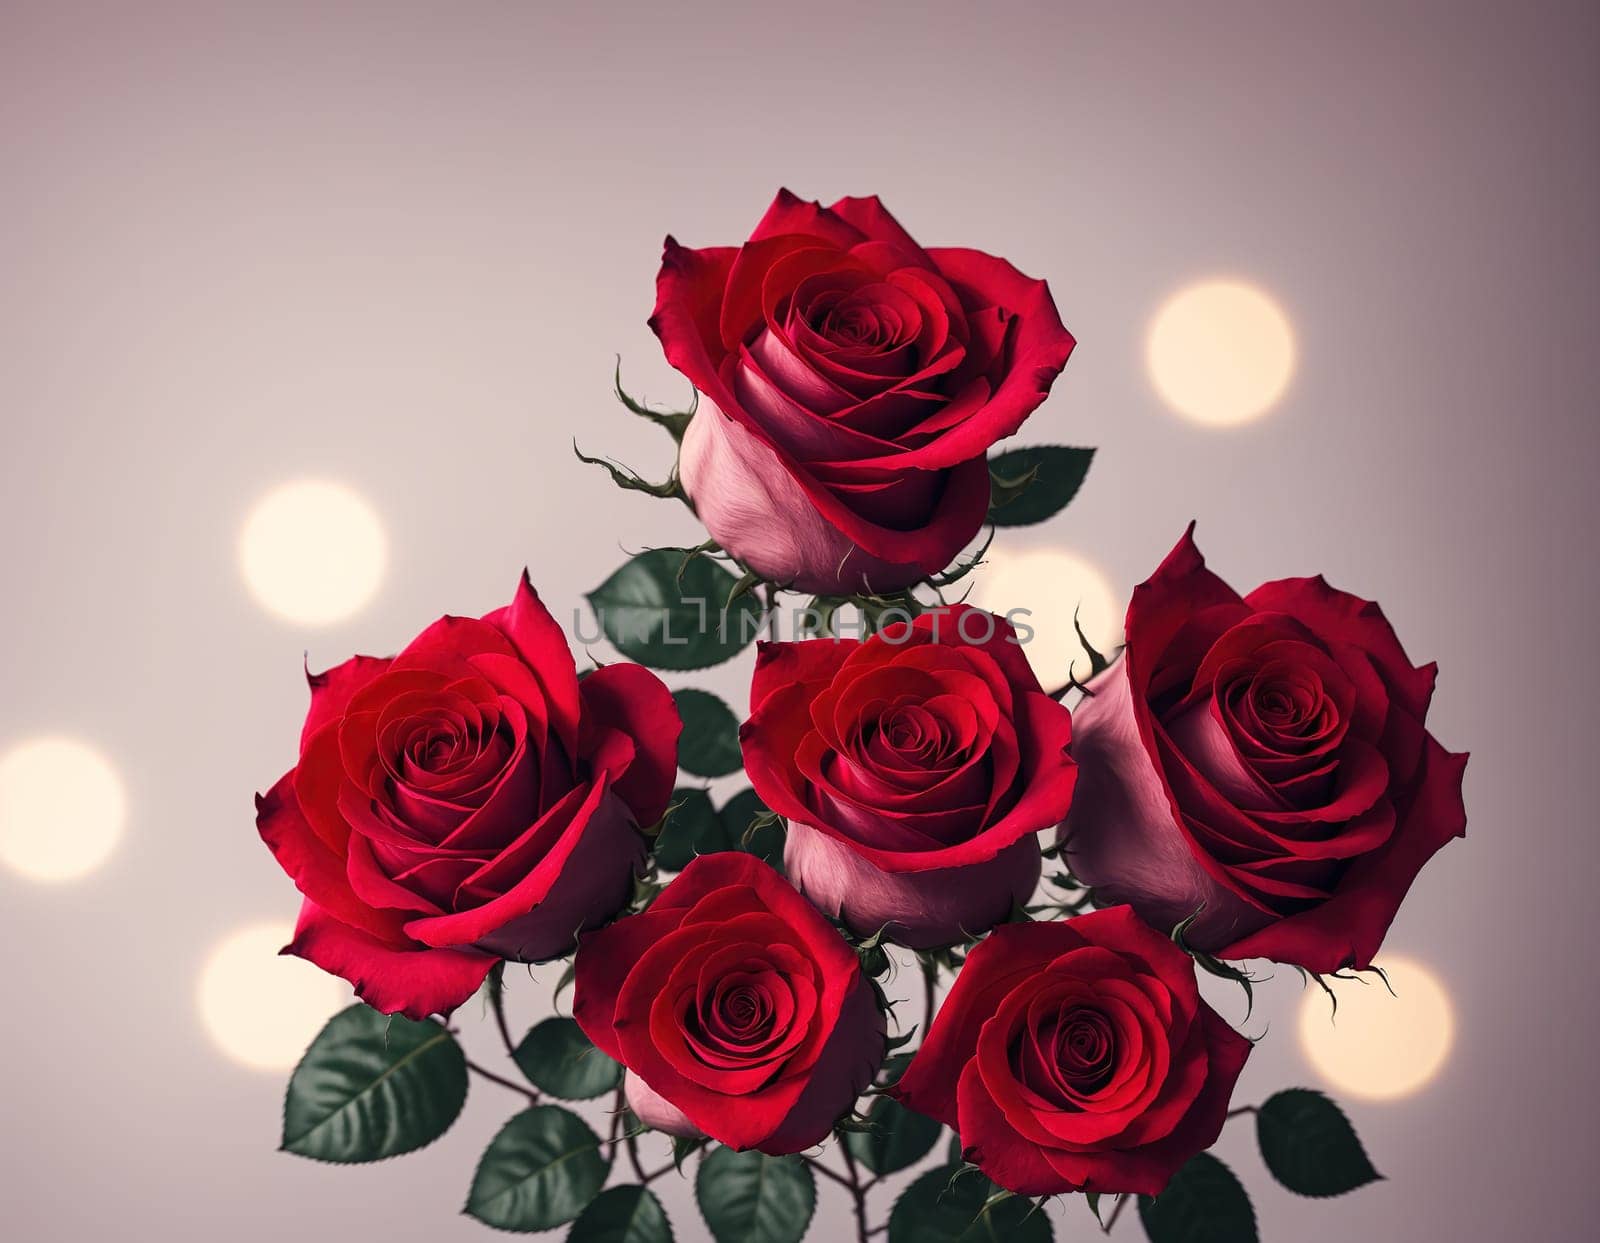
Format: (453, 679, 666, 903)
(239, 480, 387, 626)
(1147, 279, 1296, 426)
(1298, 954, 1455, 1100)
(971, 546, 1122, 687)
(197, 922, 347, 1072)
(0, 737, 126, 882)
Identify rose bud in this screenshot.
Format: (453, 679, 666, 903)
(741, 605, 1077, 949)
(571, 853, 885, 1154)
(894, 907, 1251, 1197)
(255, 573, 680, 1020)
(1059, 527, 1468, 973)
(651, 189, 1076, 595)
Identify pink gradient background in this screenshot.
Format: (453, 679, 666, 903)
(2, 0, 1595, 1239)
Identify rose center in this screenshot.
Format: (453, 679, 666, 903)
(1053, 1006, 1116, 1091)
(714, 984, 771, 1038)
(1252, 677, 1312, 728)
(803, 284, 912, 357)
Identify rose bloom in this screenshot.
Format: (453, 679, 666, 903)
(652, 189, 1076, 595)
(895, 907, 1250, 1197)
(571, 853, 884, 1154)
(1059, 528, 1468, 973)
(256, 574, 680, 1020)
(741, 605, 1077, 949)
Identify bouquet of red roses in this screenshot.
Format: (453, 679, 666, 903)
(256, 191, 1467, 1242)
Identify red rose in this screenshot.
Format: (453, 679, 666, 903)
(256, 573, 680, 1020)
(652, 189, 1076, 595)
(571, 853, 884, 1154)
(895, 907, 1250, 1197)
(741, 605, 1077, 949)
(1059, 528, 1468, 973)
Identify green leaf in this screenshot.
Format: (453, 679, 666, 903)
(673, 688, 744, 777)
(846, 1095, 942, 1176)
(587, 551, 764, 671)
(694, 1147, 815, 1243)
(1138, 1153, 1257, 1243)
(512, 1017, 623, 1100)
(986, 446, 1095, 527)
(466, 1105, 611, 1232)
(1256, 1089, 1382, 1197)
(281, 1004, 466, 1164)
(722, 788, 783, 869)
(654, 787, 732, 871)
(568, 1184, 674, 1243)
(888, 1163, 1051, 1242)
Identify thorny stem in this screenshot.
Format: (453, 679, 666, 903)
(807, 1157, 857, 1192)
(626, 1129, 648, 1182)
(764, 582, 780, 641)
(612, 1083, 650, 1182)
(838, 1140, 874, 1243)
(465, 1058, 537, 1103)
(922, 959, 939, 1036)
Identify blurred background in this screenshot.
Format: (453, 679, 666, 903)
(2, 1, 1595, 1238)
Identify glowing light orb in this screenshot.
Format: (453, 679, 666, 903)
(1298, 954, 1455, 1101)
(1147, 280, 1296, 426)
(0, 737, 126, 882)
(239, 480, 386, 625)
(971, 547, 1122, 686)
(197, 922, 346, 1071)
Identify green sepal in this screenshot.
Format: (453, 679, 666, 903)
(654, 788, 728, 871)
(722, 788, 783, 869)
(845, 1095, 942, 1176)
(614, 358, 696, 443)
(924, 528, 994, 591)
(672, 1134, 707, 1173)
(1171, 906, 1257, 1019)
(573, 441, 683, 500)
